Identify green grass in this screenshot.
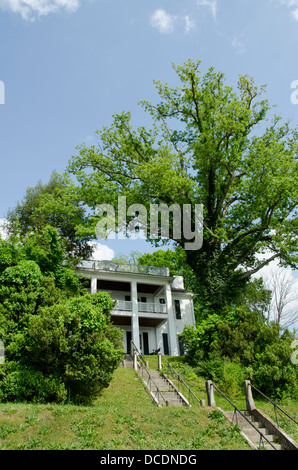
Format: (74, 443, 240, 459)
(0, 357, 297, 450)
(0, 366, 250, 450)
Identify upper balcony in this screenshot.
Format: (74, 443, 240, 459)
(78, 260, 170, 277)
(113, 300, 167, 315)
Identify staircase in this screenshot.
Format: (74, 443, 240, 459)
(122, 355, 188, 407)
(143, 369, 188, 407)
(224, 410, 283, 450)
(121, 355, 134, 369)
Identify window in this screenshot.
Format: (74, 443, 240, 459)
(174, 299, 181, 319)
(125, 295, 131, 301)
(159, 298, 165, 304)
(178, 336, 184, 356)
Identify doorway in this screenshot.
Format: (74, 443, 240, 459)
(162, 333, 169, 355)
(143, 332, 149, 355)
(126, 331, 132, 354)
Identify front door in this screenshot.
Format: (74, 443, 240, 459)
(126, 331, 132, 354)
(162, 333, 169, 355)
(143, 332, 149, 355)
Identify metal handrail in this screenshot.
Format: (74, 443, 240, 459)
(210, 382, 278, 450)
(130, 342, 168, 407)
(250, 383, 298, 427)
(159, 353, 202, 407)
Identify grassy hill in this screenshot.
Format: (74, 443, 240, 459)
(1, 356, 297, 450)
(0, 365, 250, 451)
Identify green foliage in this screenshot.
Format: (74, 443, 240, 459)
(180, 306, 298, 398)
(0, 228, 123, 404)
(0, 238, 21, 274)
(0, 260, 44, 325)
(0, 292, 124, 404)
(137, 247, 197, 293)
(7, 172, 93, 260)
(68, 58, 298, 310)
(0, 364, 67, 403)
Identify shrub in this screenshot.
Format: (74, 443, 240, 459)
(181, 307, 298, 398)
(196, 359, 245, 398)
(0, 363, 67, 403)
(0, 292, 124, 404)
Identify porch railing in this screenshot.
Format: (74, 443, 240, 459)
(113, 300, 167, 314)
(78, 260, 170, 277)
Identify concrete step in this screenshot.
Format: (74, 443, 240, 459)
(224, 410, 282, 450)
(122, 356, 134, 368)
(143, 368, 188, 407)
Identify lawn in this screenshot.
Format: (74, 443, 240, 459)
(1, 356, 297, 451)
(0, 366, 251, 451)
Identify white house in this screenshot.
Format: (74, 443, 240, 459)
(77, 260, 195, 356)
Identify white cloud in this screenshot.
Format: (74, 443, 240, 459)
(231, 36, 246, 54)
(292, 7, 298, 19)
(150, 9, 196, 34)
(89, 241, 114, 261)
(150, 8, 176, 34)
(184, 15, 195, 33)
(197, 0, 217, 20)
(0, 0, 80, 20)
(271, 0, 298, 21)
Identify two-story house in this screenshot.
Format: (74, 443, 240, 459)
(77, 260, 195, 356)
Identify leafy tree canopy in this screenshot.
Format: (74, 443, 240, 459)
(68, 59, 298, 310)
(7, 172, 93, 261)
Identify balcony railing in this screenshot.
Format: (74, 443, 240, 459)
(113, 300, 167, 315)
(78, 260, 170, 277)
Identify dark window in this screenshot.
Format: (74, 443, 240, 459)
(174, 299, 181, 319)
(141, 297, 146, 303)
(159, 298, 165, 304)
(125, 295, 131, 301)
(178, 336, 184, 356)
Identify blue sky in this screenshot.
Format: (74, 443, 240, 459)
(0, 0, 298, 263)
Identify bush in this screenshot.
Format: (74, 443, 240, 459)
(196, 359, 246, 398)
(181, 307, 298, 398)
(0, 292, 124, 404)
(0, 363, 67, 403)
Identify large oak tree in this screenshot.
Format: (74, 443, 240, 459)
(68, 60, 298, 310)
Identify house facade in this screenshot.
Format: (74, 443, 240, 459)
(77, 260, 195, 356)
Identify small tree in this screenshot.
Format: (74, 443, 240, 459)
(263, 267, 298, 329)
(7, 172, 93, 261)
(0, 229, 123, 403)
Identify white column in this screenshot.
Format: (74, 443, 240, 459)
(90, 276, 97, 294)
(131, 280, 140, 352)
(165, 284, 179, 356)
